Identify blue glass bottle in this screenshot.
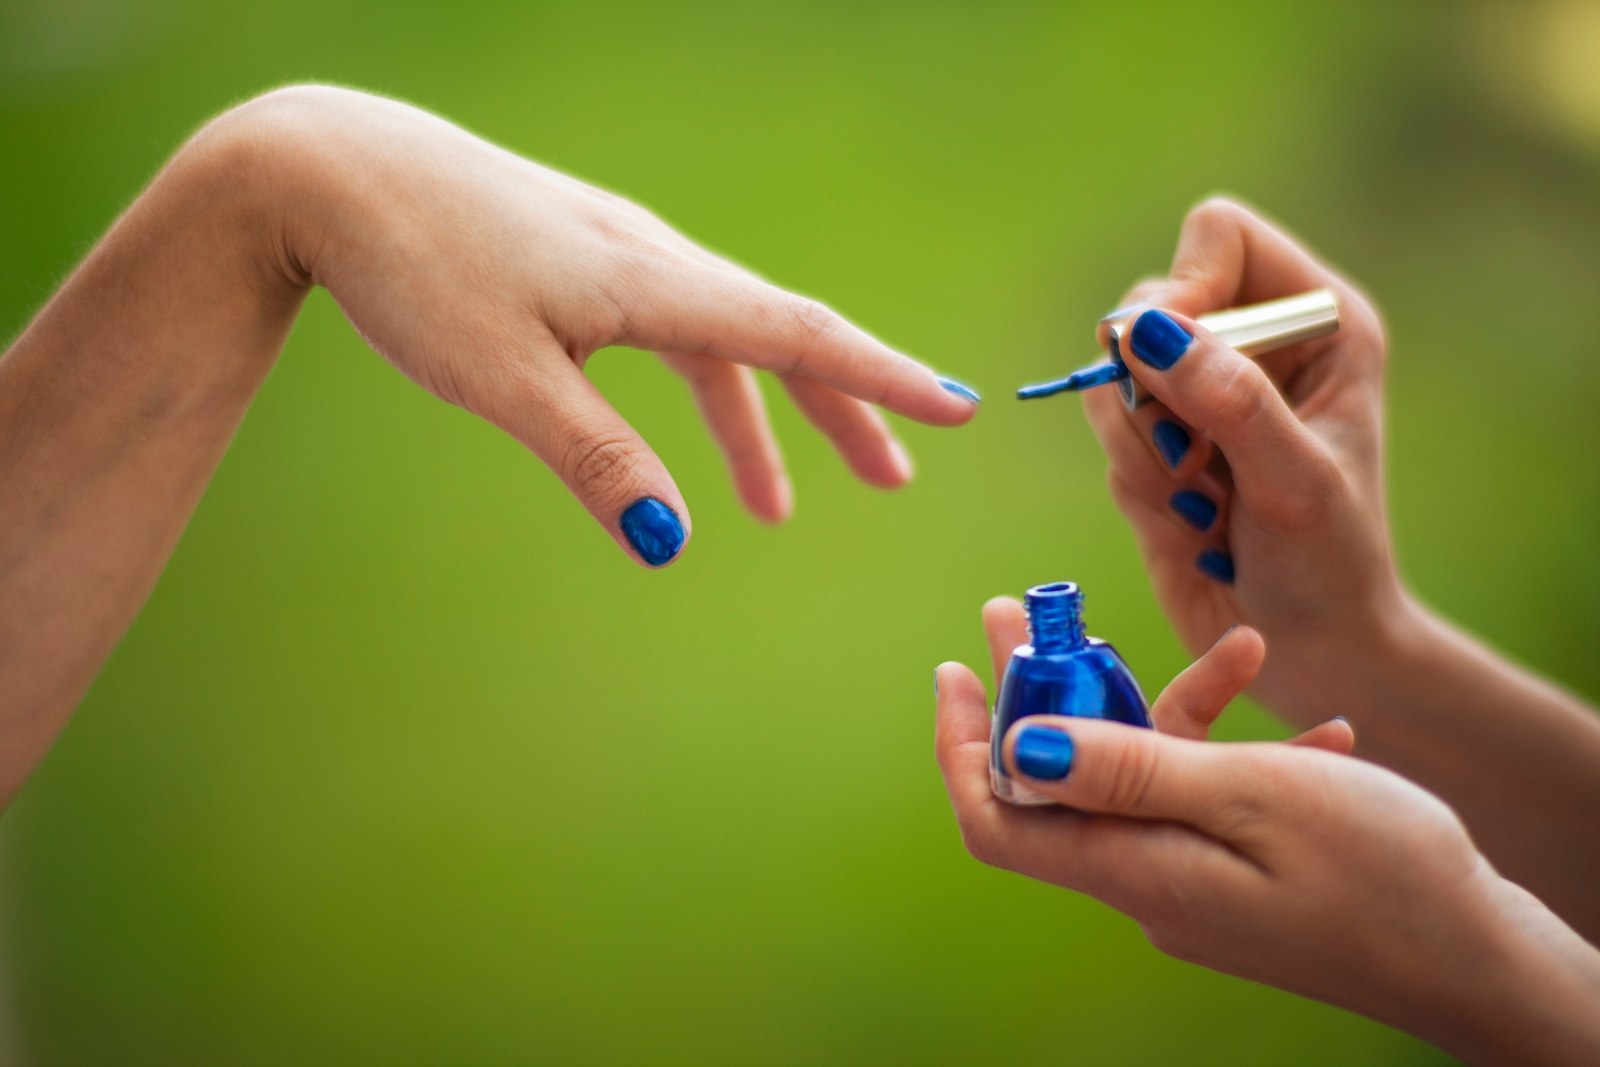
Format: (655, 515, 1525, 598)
(991, 582, 1152, 804)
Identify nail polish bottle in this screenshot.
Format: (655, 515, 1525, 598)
(991, 581, 1152, 805)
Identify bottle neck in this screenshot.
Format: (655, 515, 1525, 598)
(1026, 582, 1086, 654)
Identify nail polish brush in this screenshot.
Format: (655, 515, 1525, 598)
(1017, 287, 1340, 410)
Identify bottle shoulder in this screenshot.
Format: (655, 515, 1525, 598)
(1007, 638, 1125, 674)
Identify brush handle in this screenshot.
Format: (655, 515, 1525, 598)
(1017, 287, 1340, 408)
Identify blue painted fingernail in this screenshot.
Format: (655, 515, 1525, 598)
(1129, 309, 1193, 370)
(1333, 715, 1348, 724)
(1196, 548, 1235, 584)
(933, 670, 939, 697)
(1153, 420, 1190, 468)
(1170, 489, 1218, 531)
(1014, 725, 1075, 780)
(619, 497, 685, 566)
(937, 376, 981, 403)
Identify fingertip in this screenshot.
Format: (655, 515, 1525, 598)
(936, 375, 982, 406)
(1284, 717, 1356, 754)
(619, 496, 690, 568)
(771, 474, 794, 522)
(1215, 623, 1266, 664)
(913, 372, 981, 426)
(981, 596, 1028, 649)
(981, 595, 1025, 623)
(1327, 716, 1356, 753)
(736, 468, 793, 525)
(887, 436, 915, 486)
(934, 662, 991, 743)
(935, 660, 984, 694)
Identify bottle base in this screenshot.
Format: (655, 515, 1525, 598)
(990, 766, 1056, 806)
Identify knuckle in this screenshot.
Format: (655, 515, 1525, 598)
(1185, 195, 1247, 234)
(562, 430, 646, 500)
(1102, 736, 1161, 813)
(1143, 923, 1207, 966)
(955, 812, 1004, 869)
(783, 297, 844, 358)
(1205, 358, 1272, 434)
(1256, 451, 1345, 536)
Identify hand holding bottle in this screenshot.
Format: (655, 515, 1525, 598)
(934, 618, 1600, 1067)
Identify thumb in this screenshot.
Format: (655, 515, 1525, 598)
(1001, 717, 1275, 835)
(471, 334, 691, 568)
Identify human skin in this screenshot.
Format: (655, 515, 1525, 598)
(934, 617, 1600, 1067)
(1077, 198, 1600, 943)
(0, 85, 977, 809)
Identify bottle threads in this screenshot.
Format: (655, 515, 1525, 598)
(1025, 582, 1085, 654)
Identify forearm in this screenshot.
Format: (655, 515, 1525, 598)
(1431, 875, 1600, 1067)
(1350, 599, 1600, 942)
(0, 104, 309, 805)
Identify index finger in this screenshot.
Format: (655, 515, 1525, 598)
(1162, 197, 1346, 315)
(620, 250, 980, 427)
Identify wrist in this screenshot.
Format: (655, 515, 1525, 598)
(1432, 873, 1600, 1066)
(1247, 577, 1430, 727)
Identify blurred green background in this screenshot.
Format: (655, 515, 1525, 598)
(3, 1, 1599, 1063)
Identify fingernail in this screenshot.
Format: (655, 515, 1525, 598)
(619, 497, 685, 566)
(1129, 310, 1193, 370)
(1332, 715, 1348, 724)
(1170, 489, 1218, 532)
(937, 376, 981, 403)
(1014, 725, 1075, 781)
(1153, 420, 1191, 468)
(1195, 548, 1235, 584)
(933, 670, 939, 697)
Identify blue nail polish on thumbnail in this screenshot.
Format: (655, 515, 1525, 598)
(1153, 420, 1190, 468)
(1170, 489, 1218, 531)
(991, 581, 1151, 805)
(937, 376, 981, 403)
(1014, 725, 1075, 781)
(1129, 309, 1193, 370)
(1195, 548, 1235, 584)
(620, 497, 685, 566)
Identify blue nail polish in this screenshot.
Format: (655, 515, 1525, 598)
(937, 376, 981, 403)
(1170, 489, 1218, 532)
(1195, 548, 1235, 584)
(1129, 310, 1193, 370)
(991, 582, 1151, 805)
(1013, 725, 1075, 781)
(1333, 715, 1348, 724)
(1015, 361, 1128, 399)
(933, 670, 939, 697)
(1153, 420, 1190, 468)
(619, 497, 685, 566)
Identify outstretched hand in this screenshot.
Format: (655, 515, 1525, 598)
(253, 87, 978, 566)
